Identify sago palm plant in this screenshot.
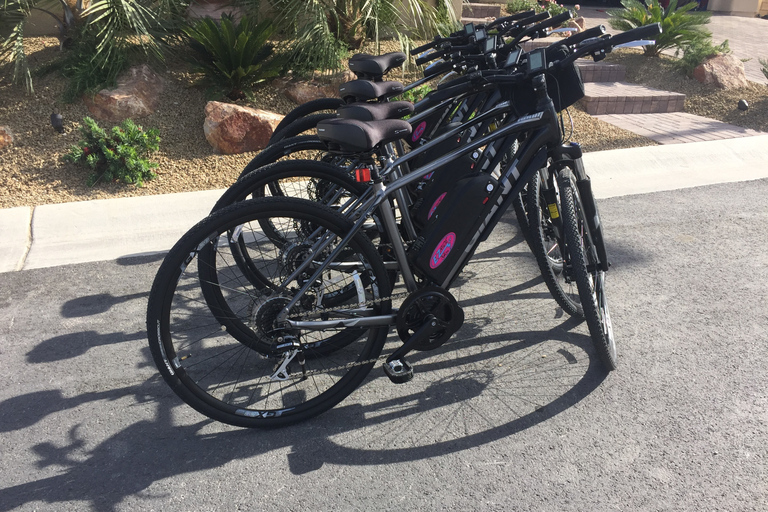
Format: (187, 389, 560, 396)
(268, 0, 457, 75)
(607, 0, 712, 57)
(183, 14, 281, 100)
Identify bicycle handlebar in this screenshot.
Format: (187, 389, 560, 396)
(559, 24, 606, 47)
(560, 23, 661, 68)
(415, 48, 448, 65)
(498, 11, 550, 38)
(604, 22, 662, 47)
(487, 10, 537, 29)
(411, 35, 466, 56)
(423, 59, 454, 77)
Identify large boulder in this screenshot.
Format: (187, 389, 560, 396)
(84, 64, 165, 122)
(693, 54, 749, 89)
(0, 126, 13, 149)
(203, 101, 284, 154)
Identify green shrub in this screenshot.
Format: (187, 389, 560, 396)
(65, 117, 160, 187)
(676, 38, 730, 76)
(396, 83, 433, 104)
(507, 0, 538, 13)
(761, 58, 768, 80)
(607, 0, 712, 57)
(183, 14, 281, 100)
(506, 0, 572, 23)
(539, 0, 570, 17)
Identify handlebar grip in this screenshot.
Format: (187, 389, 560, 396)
(545, 11, 574, 30)
(424, 59, 454, 78)
(411, 39, 437, 55)
(485, 72, 525, 87)
(487, 10, 536, 29)
(415, 49, 446, 65)
(560, 24, 606, 47)
(607, 23, 662, 47)
(502, 11, 550, 35)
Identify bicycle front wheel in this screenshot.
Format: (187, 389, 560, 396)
(527, 170, 582, 317)
(559, 169, 616, 371)
(147, 198, 392, 427)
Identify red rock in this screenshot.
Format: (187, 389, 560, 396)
(0, 126, 13, 149)
(84, 65, 165, 122)
(693, 54, 749, 89)
(203, 101, 284, 154)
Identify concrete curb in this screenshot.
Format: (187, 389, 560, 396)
(2, 135, 768, 273)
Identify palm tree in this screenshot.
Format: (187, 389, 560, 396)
(268, 0, 458, 75)
(0, 0, 188, 93)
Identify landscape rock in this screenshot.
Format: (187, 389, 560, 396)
(0, 126, 13, 149)
(203, 101, 284, 154)
(693, 54, 749, 90)
(187, 0, 244, 22)
(281, 69, 356, 104)
(568, 17, 585, 32)
(84, 64, 165, 122)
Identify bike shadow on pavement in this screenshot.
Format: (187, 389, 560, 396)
(0, 313, 607, 511)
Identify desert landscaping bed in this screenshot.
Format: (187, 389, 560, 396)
(1, 38, 766, 209)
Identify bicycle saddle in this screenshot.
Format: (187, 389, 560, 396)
(337, 101, 414, 122)
(317, 118, 412, 153)
(348, 52, 407, 80)
(339, 80, 404, 102)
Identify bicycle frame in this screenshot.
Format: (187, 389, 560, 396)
(276, 87, 563, 330)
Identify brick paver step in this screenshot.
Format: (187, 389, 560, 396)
(462, 3, 501, 18)
(576, 61, 626, 83)
(594, 112, 765, 145)
(460, 17, 491, 25)
(581, 82, 685, 115)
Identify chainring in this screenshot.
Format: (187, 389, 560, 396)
(396, 286, 464, 351)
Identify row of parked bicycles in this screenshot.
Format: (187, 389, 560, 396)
(146, 11, 662, 427)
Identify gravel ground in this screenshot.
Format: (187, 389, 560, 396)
(0, 38, 765, 209)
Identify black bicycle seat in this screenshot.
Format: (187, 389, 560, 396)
(337, 101, 414, 122)
(317, 118, 412, 153)
(348, 52, 407, 80)
(339, 80, 404, 102)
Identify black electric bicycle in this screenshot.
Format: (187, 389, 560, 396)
(146, 23, 660, 427)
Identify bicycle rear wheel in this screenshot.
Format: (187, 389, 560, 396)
(147, 198, 392, 427)
(237, 135, 349, 181)
(559, 169, 616, 371)
(271, 97, 344, 137)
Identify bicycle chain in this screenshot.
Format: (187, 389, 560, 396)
(270, 289, 411, 380)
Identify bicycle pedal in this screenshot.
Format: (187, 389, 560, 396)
(383, 359, 413, 384)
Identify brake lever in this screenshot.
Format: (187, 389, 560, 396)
(614, 40, 656, 48)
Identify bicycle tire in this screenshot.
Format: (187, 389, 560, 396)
(268, 113, 338, 145)
(215, 160, 369, 287)
(559, 169, 617, 371)
(512, 189, 530, 246)
(147, 197, 392, 427)
(237, 135, 347, 181)
(527, 170, 582, 317)
(271, 97, 345, 136)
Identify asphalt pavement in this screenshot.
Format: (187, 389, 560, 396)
(1, 135, 767, 510)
